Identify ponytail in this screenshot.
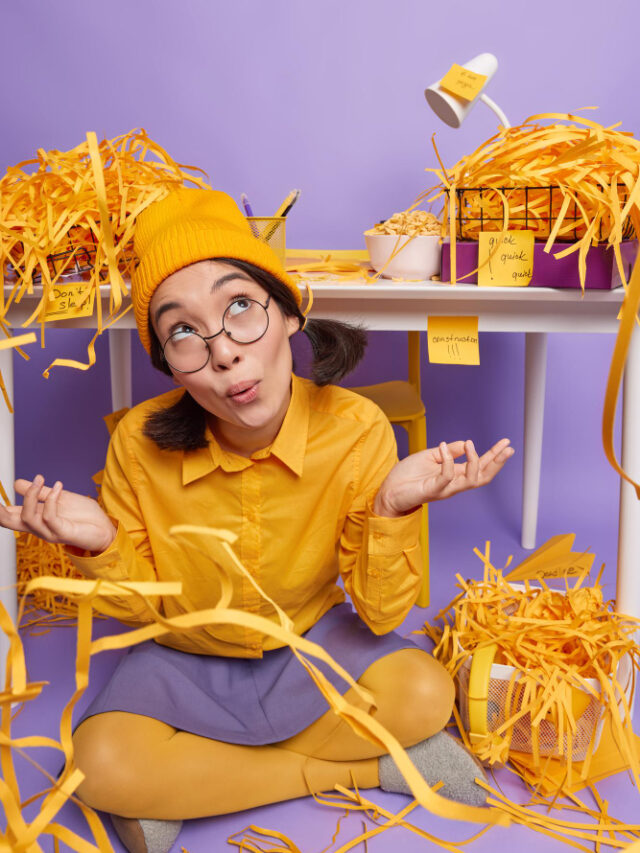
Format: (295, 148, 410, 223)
(302, 318, 367, 385)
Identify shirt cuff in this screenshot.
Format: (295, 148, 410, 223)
(65, 522, 130, 580)
(365, 502, 422, 556)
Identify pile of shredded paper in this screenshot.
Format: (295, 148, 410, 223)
(423, 550, 639, 792)
(0, 129, 210, 395)
(421, 111, 640, 288)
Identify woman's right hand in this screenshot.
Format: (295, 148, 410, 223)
(0, 475, 116, 554)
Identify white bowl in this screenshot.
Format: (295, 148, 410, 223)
(364, 233, 441, 280)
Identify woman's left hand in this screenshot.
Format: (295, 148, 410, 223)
(373, 438, 514, 518)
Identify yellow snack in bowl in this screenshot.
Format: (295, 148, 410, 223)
(369, 209, 442, 236)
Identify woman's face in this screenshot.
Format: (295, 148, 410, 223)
(149, 260, 299, 454)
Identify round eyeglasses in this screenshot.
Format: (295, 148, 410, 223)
(161, 295, 271, 374)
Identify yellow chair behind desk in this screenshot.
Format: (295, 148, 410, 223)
(286, 248, 431, 607)
(349, 331, 430, 608)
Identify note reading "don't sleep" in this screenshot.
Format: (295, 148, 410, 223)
(44, 283, 95, 321)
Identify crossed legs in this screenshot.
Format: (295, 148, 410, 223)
(73, 648, 454, 820)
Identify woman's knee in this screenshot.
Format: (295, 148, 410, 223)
(73, 717, 130, 812)
(72, 712, 172, 815)
(361, 649, 455, 746)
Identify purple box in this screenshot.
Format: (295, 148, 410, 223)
(441, 239, 638, 288)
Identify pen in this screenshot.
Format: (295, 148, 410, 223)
(240, 193, 255, 217)
(265, 189, 301, 242)
(273, 189, 301, 218)
(241, 193, 259, 237)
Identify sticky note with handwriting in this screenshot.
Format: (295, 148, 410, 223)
(439, 64, 487, 102)
(44, 283, 95, 321)
(478, 231, 534, 287)
(505, 533, 595, 581)
(427, 316, 479, 365)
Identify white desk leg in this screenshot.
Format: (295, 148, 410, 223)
(522, 332, 548, 549)
(0, 348, 17, 682)
(108, 328, 132, 412)
(617, 322, 640, 619)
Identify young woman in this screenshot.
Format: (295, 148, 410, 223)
(0, 189, 514, 853)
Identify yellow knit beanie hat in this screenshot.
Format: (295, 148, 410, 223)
(132, 188, 302, 353)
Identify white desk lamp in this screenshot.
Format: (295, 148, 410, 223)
(425, 53, 511, 129)
(426, 57, 557, 564)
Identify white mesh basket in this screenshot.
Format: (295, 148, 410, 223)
(455, 586, 633, 761)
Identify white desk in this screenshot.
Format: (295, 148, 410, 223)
(1, 279, 638, 645)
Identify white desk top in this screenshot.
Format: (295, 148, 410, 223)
(3, 278, 625, 334)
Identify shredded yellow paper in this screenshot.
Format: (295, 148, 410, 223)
(13, 414, 118, 630)
(0, 128, 211, 382)
(419, 112, 640, 289)
(16, 532, 94, 630)
(421, 542, 639, 794)
(285, 248, 369, 280)
(1, 526, 511, 850)
(5, 530, 640, 850)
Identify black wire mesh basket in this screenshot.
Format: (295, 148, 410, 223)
(4, 226, 108, 283)
(445, 185, 636, 242)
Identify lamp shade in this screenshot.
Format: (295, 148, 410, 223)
(425, 53, 498, 128)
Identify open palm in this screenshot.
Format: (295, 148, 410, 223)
(0, 475, 116, 554)
(373, 438, 514, 517)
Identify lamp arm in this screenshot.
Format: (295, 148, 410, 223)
(479, 93, 511, 128)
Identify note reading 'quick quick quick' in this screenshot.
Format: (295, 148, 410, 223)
(478, 230, 534, 287)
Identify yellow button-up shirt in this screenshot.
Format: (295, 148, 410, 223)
(69, 375, 422, 657)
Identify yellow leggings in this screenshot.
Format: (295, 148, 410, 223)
(73, 647, 454, 820)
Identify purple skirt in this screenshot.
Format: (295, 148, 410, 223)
(76, 603, 419, 745)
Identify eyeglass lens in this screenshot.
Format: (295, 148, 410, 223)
(163, 299, 269, 373)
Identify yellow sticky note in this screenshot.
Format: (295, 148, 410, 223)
(505, 533, 595, 581)
(439, 64, 487, 102)
(478, 231, 534, 287)
(427, 316, 479, 365)
(44, 283, 95, 321)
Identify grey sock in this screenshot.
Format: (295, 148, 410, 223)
(111, 814, 183, 853)
(378, 730, 488, 807)
(139, 819, 183, 853)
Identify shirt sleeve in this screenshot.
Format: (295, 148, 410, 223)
(338, 410, 423, 635)
(65, 421, 161, 623)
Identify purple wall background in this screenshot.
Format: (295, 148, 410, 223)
(3, 4, 638, 848)
(2, 0, 634, 550)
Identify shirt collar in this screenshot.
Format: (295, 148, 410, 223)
(268, 374, 308, 477)
(181, 375, 309, 485)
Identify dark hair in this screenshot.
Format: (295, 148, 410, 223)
(143, 258, 367, 451)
